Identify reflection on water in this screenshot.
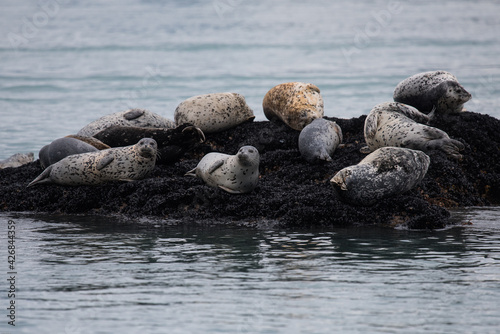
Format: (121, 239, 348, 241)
(1, 208, 500, 333)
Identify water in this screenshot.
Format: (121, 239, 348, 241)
(1, 1, 500, 332)
(0, 209, 499, 333)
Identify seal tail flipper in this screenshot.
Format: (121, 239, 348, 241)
(319, 152, 333, 162)
(27, 166, 53, 187)
(184, 167, 198, 177)
(427, 106, 437, 122)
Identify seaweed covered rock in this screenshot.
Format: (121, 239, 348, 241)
(1, 111, 499, 229)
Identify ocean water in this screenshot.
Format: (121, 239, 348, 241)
(1, 1, 500, 333)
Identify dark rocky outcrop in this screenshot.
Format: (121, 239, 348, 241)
(1, 111, 499, 229)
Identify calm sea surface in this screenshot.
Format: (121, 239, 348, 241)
(1, 1, 500, 333)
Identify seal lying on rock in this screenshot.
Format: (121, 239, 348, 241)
(39, 137, 100, 169)
(331, 147, 430, 206)
(185, 145, 260, 194)
(174, 92, 255, 134)
(77, 109, 175, 137)
(93, 124, 205, 164)
(363, 102, 465, 160)
(0, 152, 34, 169)
(298, 118, 343, 163)
(393, 70, 471, 114)
(262, 82, 324, 131)
(28, 138, 157, 187)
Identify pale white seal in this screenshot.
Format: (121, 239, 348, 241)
(174, 92, 255, 133)
(0, 152, 34, 169)
(262, 82, 324, 130)
(331, 147, 430, 206)
(393, 70, 471, 114)
(77, 109, 175, 137)
(185, 145, 260, 194)
(363, 102, 465, 160)
(28, 138, 157, 187)
(298, 118, 343, 163)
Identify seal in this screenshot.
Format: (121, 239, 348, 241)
(0, 152, 34, 169)
(331, 147, 430, 206)
(298, 118, 343, 163)
(93, 123, 205, 164)
(77, 109, 175, 137)
(363, 102, 465, 160)
(28, 138, 157, 187)
(174, 92, 255, 134)
(262, 82, 324, 130)
(185, 145, 260, 194)
(38, 137, 100, 169)
(393, 70, 471, 114)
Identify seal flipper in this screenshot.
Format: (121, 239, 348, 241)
(96, 154, 115, 171)
(123, 109, 145, 121)
(208, 160, 225, 174)
(27, 165, 53, 187)
(184, 167, 198, 177)
(218, 185, 243, 194)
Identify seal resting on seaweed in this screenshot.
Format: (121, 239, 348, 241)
(331, 147, 430, 206)
(363, 102, 465, 160)
(0, 152, 34, 169)
(174, 92, 255, 134)
(28, 138, 157, 187)
(93, 123, 205, 164)
(393, 70, 471, 114)
(298, 118, 343, 163)
(262, 82, 324, 130)
(77, 109, 175, 137)
(185, 145, 260, 194)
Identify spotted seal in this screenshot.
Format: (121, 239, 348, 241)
(185, 145, 259, 194)
(393, 70, 471, 114)
(0, 152, 34, 169)
(174, 93, 255, 134)
(363, 102, 465, 160)
(28, 138, 157, 187)
(262, 82, 324, 130)
(38, 137, 101, 169)
(298, 118, 343, 163)
(77, 109, 175, 137)
(331, 147, 430, 206)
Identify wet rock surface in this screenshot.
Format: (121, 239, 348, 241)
(1, 111, 499, 229)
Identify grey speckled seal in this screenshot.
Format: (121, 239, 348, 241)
(363, 102, 465, 160)
(262, 82, 324, 130)
(393, 70, 471, 114)
(77, 109, 175, 137)
(185, 145, 260, 194)
(28, 138, 157, 187)
(39, 137, 100, 169)
(331, 147, 430, 206)
(174, 92, 255, 134)
(298, 118, 343, 163)
(0, 152, 34, 169)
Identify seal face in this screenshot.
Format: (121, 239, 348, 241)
(174, 92, 255, 134)
(393, 70, 471, 114)
(185, 145, 260, 194)
(298, 118, 343, 163)
(77, 109, 175, 137)
(0, 152, 34, 169)
(28, 138, 157, 187)
(262, 82, 324, 130)
(331, 147, 430, 206)
(39, 137, 100, 169)
(364, 102, 465, 160)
